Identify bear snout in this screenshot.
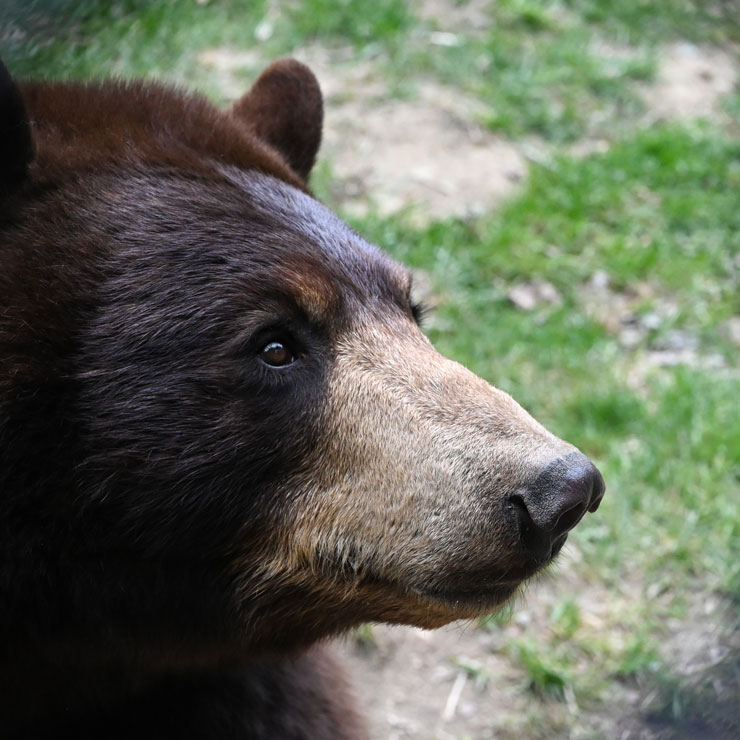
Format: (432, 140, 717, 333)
(508, 451, 605, 563)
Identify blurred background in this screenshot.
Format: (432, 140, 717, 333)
(2, 1, 739, 737)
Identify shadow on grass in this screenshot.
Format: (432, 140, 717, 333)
(642, 598, 739, 740)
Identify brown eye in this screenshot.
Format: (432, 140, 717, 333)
(260, 341, 295, 367)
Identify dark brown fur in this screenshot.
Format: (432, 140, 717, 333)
(0, 58, 603, 738)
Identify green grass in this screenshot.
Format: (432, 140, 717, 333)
(408, 0, 738, 141)
(3, 0, 740, 736)
(567, 0, 740, 45)
(285, 0, 414, 46)
(5, 0, 737, 140)
(417, 7, 653, 142)
(2, 0, 267, 90)
(1, 0, 412, 88)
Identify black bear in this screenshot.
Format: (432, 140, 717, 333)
(0, 58, 604, 738)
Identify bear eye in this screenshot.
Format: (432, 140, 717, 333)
(259, 341, 295, 368)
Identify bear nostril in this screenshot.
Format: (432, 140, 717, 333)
(508, 493, 552, 563)
(553, 501, 586, 535)
(509, 494, 533, 533)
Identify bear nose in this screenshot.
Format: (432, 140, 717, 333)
(509, 452, 605, 563)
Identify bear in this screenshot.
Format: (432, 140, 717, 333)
(0, 57, 605, 738)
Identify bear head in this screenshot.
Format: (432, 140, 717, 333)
(0, 60, 604, 677)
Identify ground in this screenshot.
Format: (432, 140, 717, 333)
(2, 1, 740, 738)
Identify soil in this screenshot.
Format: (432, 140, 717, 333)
(200, 43, 527, 222)
(332, 549, 654, 740)
(336, 623, 520, 740)
(640, 41, 737, 123)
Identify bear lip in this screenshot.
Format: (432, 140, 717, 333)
(409, 579, 522, 613)
(404, 551, 563, 613)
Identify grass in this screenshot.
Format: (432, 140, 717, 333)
(2, 0, 267, 89)
(285, 0, 414, 46)
(1, 0, 413, 90)
(3, 0, 739, 736)
(5, 0, 737, 140)
(416, 5, 654, 142)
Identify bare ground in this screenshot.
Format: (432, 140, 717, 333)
(201, 43, 527, 222)
(201, 35, 737, 221)
(333, 549, 639, 740)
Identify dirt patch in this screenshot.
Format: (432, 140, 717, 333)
(321, 85, 526, 221)
(200, 38, 740, 224)
(416, 0, 494, 33)
(333, 544, 656, 740)
(335, 623, 524, 740)
(292, 46, 528, 221)
(298, 44, 527, 220)
(569, 40, 738, 157)
(200, 44, 527, 221)
(640, 42, 738, 122)
(335, 560, 738, 739)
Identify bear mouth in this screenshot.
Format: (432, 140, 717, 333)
(410, 580, 521, 612)
(318, 543, 553, 617)
(404, 553, 558, 615)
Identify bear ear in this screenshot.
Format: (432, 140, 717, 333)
(231, 59, 323, 182)
(0, 58, 33, 193)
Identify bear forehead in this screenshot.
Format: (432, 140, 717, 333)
(82, 166, 412, 327)
(220, 167, 411, 313)
(20, 78, 412, 326)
